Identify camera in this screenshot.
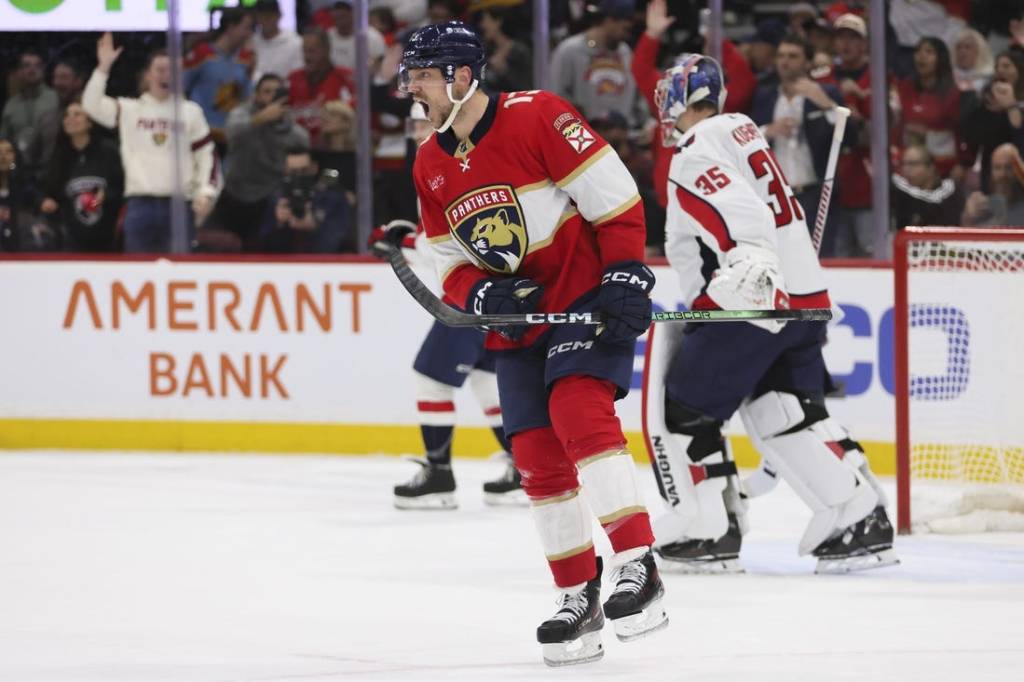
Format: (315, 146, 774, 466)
(282, 171, 316, 219)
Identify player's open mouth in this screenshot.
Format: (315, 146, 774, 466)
(417, 100, 429, 117)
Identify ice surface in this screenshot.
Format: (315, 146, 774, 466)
(1, 451, 1022, 682)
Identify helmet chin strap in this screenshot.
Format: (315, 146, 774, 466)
(435, 79, 479, 134)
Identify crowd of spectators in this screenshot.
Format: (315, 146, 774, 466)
(1, 0, 1022, 257)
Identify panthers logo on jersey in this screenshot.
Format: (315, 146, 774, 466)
(446, 184, 528, 274)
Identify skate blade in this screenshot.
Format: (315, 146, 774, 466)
(610, 597, 669, 643)
(482, 489, 528, 507)
(815, 548, 900, 574)
(541, 631, 604, 667)
(658, 556, 744, 575)
(393, 493, 457, 510)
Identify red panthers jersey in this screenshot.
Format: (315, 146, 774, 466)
(414, 91, 646, 350)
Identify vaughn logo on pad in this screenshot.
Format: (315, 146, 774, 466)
(446, 184, 529, 274)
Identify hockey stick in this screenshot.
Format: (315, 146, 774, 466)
(811, 106, 851, 254)
(382, 243, 831, 326)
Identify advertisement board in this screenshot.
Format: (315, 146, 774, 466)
(0, 0, 296, 32)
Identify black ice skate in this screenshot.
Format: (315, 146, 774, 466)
(393, 458, 456, 510)
(537, 558, 605, 667)
(813, 506, 900, 574)
(482, 454, 527, 506)
(656, 513, 744, 574)
(603, 550, 669, 642)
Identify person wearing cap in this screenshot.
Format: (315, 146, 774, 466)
(829, 12, 874, 257)
(252, 0, 303, 82)
(740, 17, 787, 84)
(549, 0, 643, 128)
(328, 1, 387, 71)
(751, 32, 845, 238)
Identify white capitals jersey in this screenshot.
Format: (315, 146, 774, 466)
(664, 113, 831, 311)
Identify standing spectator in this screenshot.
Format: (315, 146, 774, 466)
(891, 37, 971, 181)
(252, 0, 303, 82)
(35, 59, 88, 176)
(739, 18, 787, 85)
(831, 12, 874, 257)
(207, 74, 309, 251)
(953, 28, 994, 94)
(962, 50, 1024, 193)
(751, 33, 845, 237)
(328, 1, 387, 71)
(0, 138, 27, 251)
(83, 34, 218, 253)
(962, 143, 1024, 226)
(549, 0, 642, 127)
(263, 146, 352, 253)
(475, 5, 533, 94)
(184, 7, 255, 151)
(289, 29, 356, 147)
(316, 99, 357, 194)
(0, 50, 59, 173)
(891, 144, 964, 235)
(39, 102, 123, 252)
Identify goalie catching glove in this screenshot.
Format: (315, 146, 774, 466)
(467, 277, 544, 341)
(596, 261, 655, 345)
(369, 219, 418, 259)
(706, 245, 790, 333)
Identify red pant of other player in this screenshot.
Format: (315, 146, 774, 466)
(511, 375, 654, 587)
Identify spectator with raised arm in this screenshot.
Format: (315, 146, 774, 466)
(83, 33, 218, 252)
(39, 102, 123, 252)
(961, 50, 1024, 193)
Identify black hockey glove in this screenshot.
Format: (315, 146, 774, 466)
(368, 219, 417, 259)
(468, 277, 544, 341)
(596, 260, 655, 345)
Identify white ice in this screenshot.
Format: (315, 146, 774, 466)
(1, 451, 1022, 682)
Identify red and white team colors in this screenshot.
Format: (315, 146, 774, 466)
(413, 91, 646, 346)
(666, 113, 831, 310)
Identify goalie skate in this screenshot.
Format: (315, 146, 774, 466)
(482, 455, 527, 506)
(537, 559, 604, 667)
(814, 506, 901, 574)
(603, 550, 669, 642)
(393, 458, 457, 510)
(656, 514, 744, 574)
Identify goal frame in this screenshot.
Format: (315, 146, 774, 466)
(893, 226, 1024, 534)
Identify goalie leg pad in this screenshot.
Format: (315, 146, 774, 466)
(740, 391, 878, 555)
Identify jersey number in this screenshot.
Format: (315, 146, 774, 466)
(747, 149, 804, 228)
(694, 166, 731, 195)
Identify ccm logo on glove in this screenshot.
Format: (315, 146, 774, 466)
(602, 270, 652, 290)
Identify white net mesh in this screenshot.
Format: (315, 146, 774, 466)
(905, 236, 1024, 532)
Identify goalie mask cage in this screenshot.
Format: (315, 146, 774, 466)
(894, 227, 1024, 534)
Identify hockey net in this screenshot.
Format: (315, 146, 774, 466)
(894, 227, 1024, 534)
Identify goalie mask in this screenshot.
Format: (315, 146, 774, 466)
(655, 53, 727, 146)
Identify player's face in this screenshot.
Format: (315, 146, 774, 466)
(403, 67, 455, 129)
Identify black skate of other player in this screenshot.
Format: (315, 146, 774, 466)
(656, 513, 743, 573)
(813, 505, 899, 574)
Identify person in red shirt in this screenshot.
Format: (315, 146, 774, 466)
(388, 21, 667, 666)
(891, 37, 971, 182)
(287, 28, 355, 147)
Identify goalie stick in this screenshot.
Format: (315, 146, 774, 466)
(381, 243, 832, 327)
(811, 106, 851, 254)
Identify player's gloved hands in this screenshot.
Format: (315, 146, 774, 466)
(468, 277, 544, 341)
(596, 260, 655, 345)
(368, 219, 417, 259)
(706, 244, 789, 333)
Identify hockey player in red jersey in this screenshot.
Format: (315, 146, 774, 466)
(643, 53, 898, 574)
(396, 21, 668, 666)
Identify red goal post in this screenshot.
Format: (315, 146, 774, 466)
(894, 226, 1024, 534)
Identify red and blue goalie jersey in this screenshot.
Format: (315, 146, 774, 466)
(413, 91, 646, 350)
